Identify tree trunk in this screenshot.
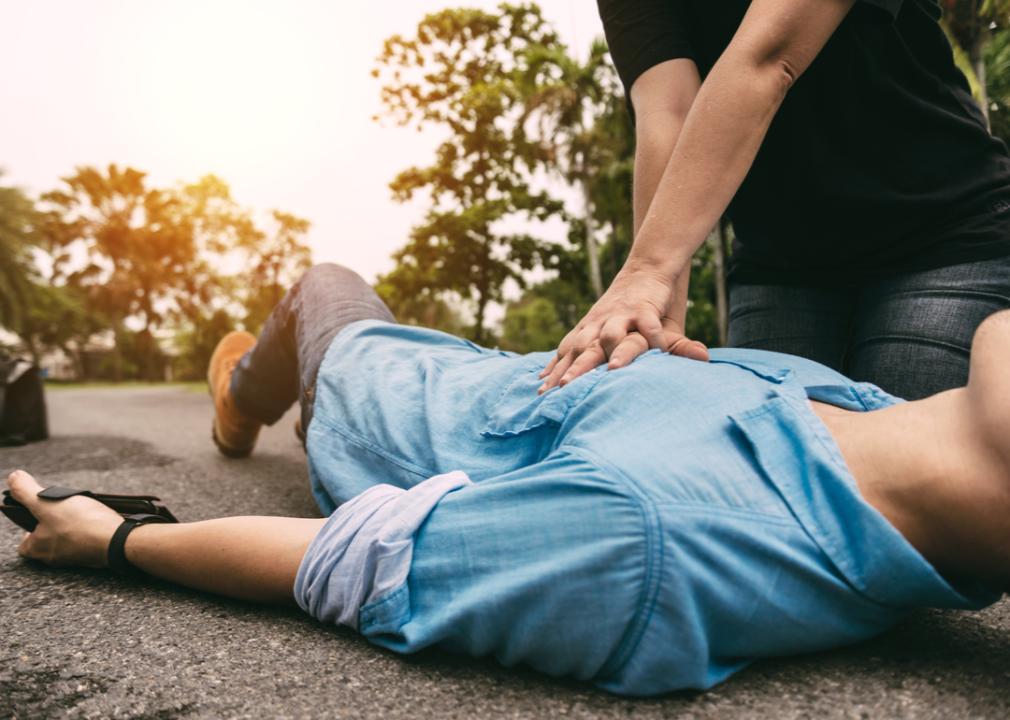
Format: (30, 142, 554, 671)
(971, 31, 990, 127)
(713, 219, 729, 347)
(473, 235, 490, 345)
(24, 337, 41, 366)
(473, 287, 489, 345)
(111, 319, 124, 383)
(583, 178, 603, 298)
(143, 316, 156, 382)
(60, 342, 85, 380)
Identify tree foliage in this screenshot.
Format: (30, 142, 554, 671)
(241, 210, 313, 334)
(943, 0, 1010, 128)
(374, 3, 564, 343)
(500, 294, 565, 353)
(37, 165, 198, 379)
(986, 17, 1010, 141)
(517, 37, 624, 297)
(0, 177, 41, 328)
(4, 165, 312, 381)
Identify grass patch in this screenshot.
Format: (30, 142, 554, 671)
(47, 380, 206, 394)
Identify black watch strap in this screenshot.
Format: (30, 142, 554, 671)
(107, 516, 149, 575)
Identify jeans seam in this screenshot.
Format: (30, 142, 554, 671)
(860, 288, 1010, 303)
(850, 334, 971, 356)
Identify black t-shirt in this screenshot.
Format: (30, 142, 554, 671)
(598, 0, 1010, 283)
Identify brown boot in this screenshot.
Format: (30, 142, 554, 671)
(207, 331, 261, 458)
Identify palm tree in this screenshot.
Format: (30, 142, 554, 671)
(518, 38, 616, 298)
(0, 176, 39, 329)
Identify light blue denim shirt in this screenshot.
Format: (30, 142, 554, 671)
(295, 320, 999, 696)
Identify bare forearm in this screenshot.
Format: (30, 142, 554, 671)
(631, 0, 856, 277)
(540, 0, 853, 381)
(634, 111, 693, 326)
(634, 113, 688, 238)
(631, 59, 783, 327)
(126, 516, 327, 604)
(631, 58, 790, 277)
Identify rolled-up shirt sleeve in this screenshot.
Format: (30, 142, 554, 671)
(597, 0, 695, 99)
(297, 452, 654, 693)
(294, 471, 472, 630)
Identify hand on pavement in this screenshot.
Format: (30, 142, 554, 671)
(7, 469, 122, 568)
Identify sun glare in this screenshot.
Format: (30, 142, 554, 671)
(112, 3, 327, 181)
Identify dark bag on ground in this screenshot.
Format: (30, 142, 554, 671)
(0, 354, 49, 447)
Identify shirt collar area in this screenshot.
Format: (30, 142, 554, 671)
(729, 392, 1000, 610)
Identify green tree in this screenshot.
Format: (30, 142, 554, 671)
(171, 175, 257, 329)
(500, 294, 566, 352)
(374, 3, 564, 343)
(240, 210, 313, 334)
(13, 283, 98, 372)
(39, 165, 198, 380)
(0, 177, 40, 329)
(518, 37, 622, 298)
(374, 279, 467, 336)
(585, 92, 636, 290)
(167, 175, 311, 375)
(173, 308, 236, 381)
(985, 21, 1010, 142)
(499, 215, 603, 354)
(943, 0, 1010, 123)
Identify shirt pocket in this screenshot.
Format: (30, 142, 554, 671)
(708, 357, 793, 385)
(480, 360, 608, 439)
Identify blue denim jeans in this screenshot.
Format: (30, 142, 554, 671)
(727, 256, 1010, 399)
(229, 263, 395, 434)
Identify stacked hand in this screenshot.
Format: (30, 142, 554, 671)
(538, 267, 710, 394)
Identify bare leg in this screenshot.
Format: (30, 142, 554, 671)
(813, 309, 1010, 588)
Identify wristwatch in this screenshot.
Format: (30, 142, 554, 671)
(107, 513, 166, 575)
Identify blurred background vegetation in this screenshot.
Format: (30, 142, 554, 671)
(2, 1, 1008, 380)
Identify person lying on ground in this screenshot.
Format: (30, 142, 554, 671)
(6, 263, 1009, 696)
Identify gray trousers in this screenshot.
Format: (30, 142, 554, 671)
(229, 264, 395, 434)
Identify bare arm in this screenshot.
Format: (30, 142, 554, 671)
(8, 469, 324, 605)
(127, 517, 326, 604)
(542, 0, 857, 391)
(627, 0, 856, 277)
(631, 59, 702, 330)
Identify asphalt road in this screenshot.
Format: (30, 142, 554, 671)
(2, 386, 1010, 719)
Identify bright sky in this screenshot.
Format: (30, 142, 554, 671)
(0, 0, 605, 285)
